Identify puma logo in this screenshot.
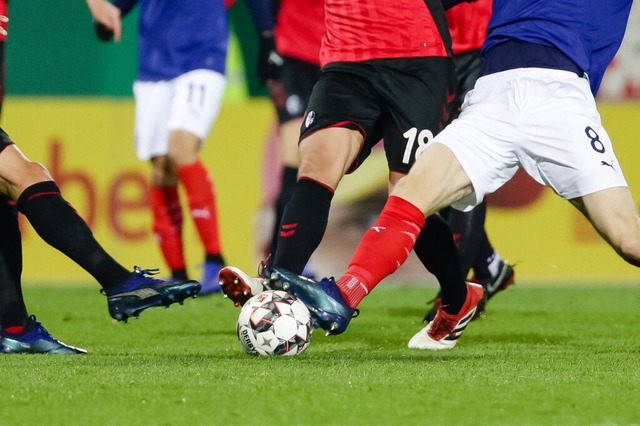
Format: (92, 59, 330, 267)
(601, 160, 616, 172)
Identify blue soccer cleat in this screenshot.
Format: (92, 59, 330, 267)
(104, 266, 201, 322)
(0, 316, 87, 354)
(266, 266, 358, 335)
(199, 261, 224, 295)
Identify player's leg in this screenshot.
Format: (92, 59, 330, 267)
(168, 70, 227, 294)
(149, 155, 187, 280)
(522, 69, 640, 268)
(0, 195, 86, 354)
(0, 132, 201, 323)
(133, 80, 189, 282)
(569, 188, 640, 266)
(271, 125, 364, 274)
(267, 117, 302, 257)
(427, 203, 514, 322)
(266, 57, 319, 263)
(265, 142, 482, 337)
(269, 66, 379, 275)
(267, 68, 521, 336)
(0, 194, 27, 331)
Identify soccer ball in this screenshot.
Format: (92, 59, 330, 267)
(237, 290, 312, 356)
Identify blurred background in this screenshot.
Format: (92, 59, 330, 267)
(6, 2, 640, 286)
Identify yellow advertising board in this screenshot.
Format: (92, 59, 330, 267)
(4, 97, 274, 284)
(4, 98, 640, 285)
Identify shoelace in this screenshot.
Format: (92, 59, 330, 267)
(100, 266, 163, 296)
(429, 311, 455, 338)
(133, 266, 160, 276)
(257, 256, 271, 277)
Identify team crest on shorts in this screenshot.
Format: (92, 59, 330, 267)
(305, 111, 316, 128)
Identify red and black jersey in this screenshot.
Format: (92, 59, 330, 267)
(446, 0, 492, 54)
(320, 0, 450, 66)
(275, 0, 324, 66)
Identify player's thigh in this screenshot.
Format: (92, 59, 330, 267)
(279, 118, 304, 167)
(393, 142, 475, 216)
(133, 80, 172, 160)
(298, 126, 365, 190)
(569, 187, 640, 258)
(299, 65, 382, 182)
(168, 69, 226, 142)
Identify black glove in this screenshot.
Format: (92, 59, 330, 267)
(256, 33, 283, 83)
(94, 21, 114, 42)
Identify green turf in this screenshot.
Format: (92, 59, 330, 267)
(1, 283, 639, 426)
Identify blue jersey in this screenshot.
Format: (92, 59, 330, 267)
(113, 0, 229, 81)
(482, 0, 633, 95)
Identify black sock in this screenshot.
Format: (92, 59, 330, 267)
(268, 166, 298, 256)
(205, 253, 225, 264)
(471, 232, 496, 281)
(272, 178, 333, 275)
(0, 195, 29, 328)
(17, 181, 130, 288)
(441, 202, 487, 278)
(414, 214, 467, 314)
(172, 268, 189, 281)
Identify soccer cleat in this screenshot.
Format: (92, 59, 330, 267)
(266, 267, 358, 335)
(219, 266, 268, 307)
(0, 316, 87, 354)
(199, 261, 224, 295)
(104, 266, 201, 322)
(478, 260, 515, 301)
(423, 295, 442, 324)
(423, 260, 515, 323)
(409, 282, 484, 350)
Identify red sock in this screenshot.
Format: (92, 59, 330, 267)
(150, 185, 186, 271)
(176, 160, 223, 255)
(337, 196, 426, 308)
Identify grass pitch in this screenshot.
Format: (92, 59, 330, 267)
(1, 283, 639, 425)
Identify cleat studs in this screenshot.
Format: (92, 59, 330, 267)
(242, 291, 248, 295)
(283, 283, 290, 290)
(223, 294, 228, 298)
(234, 302, 241, 307)
(233, 278, 239, 284)
(325, 330, 331, 337)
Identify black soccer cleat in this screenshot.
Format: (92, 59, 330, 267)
(104, 266, 201, 322)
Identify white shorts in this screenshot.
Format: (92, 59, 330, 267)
(433, 68, 629, 211)
(132, 69, 226, 160)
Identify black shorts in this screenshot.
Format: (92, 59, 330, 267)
(0, 127, 12, 154)
(452, 49, 481, 120)
(268, 56, 320, 124)
(299, 57, 456, 174)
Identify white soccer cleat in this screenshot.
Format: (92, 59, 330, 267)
(408, 283, 484, 350)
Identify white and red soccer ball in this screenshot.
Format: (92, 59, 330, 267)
(237, 290, 312, 356)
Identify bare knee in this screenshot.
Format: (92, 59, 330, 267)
(12, 161, 53, 199)
(617, 234, 640, 266)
